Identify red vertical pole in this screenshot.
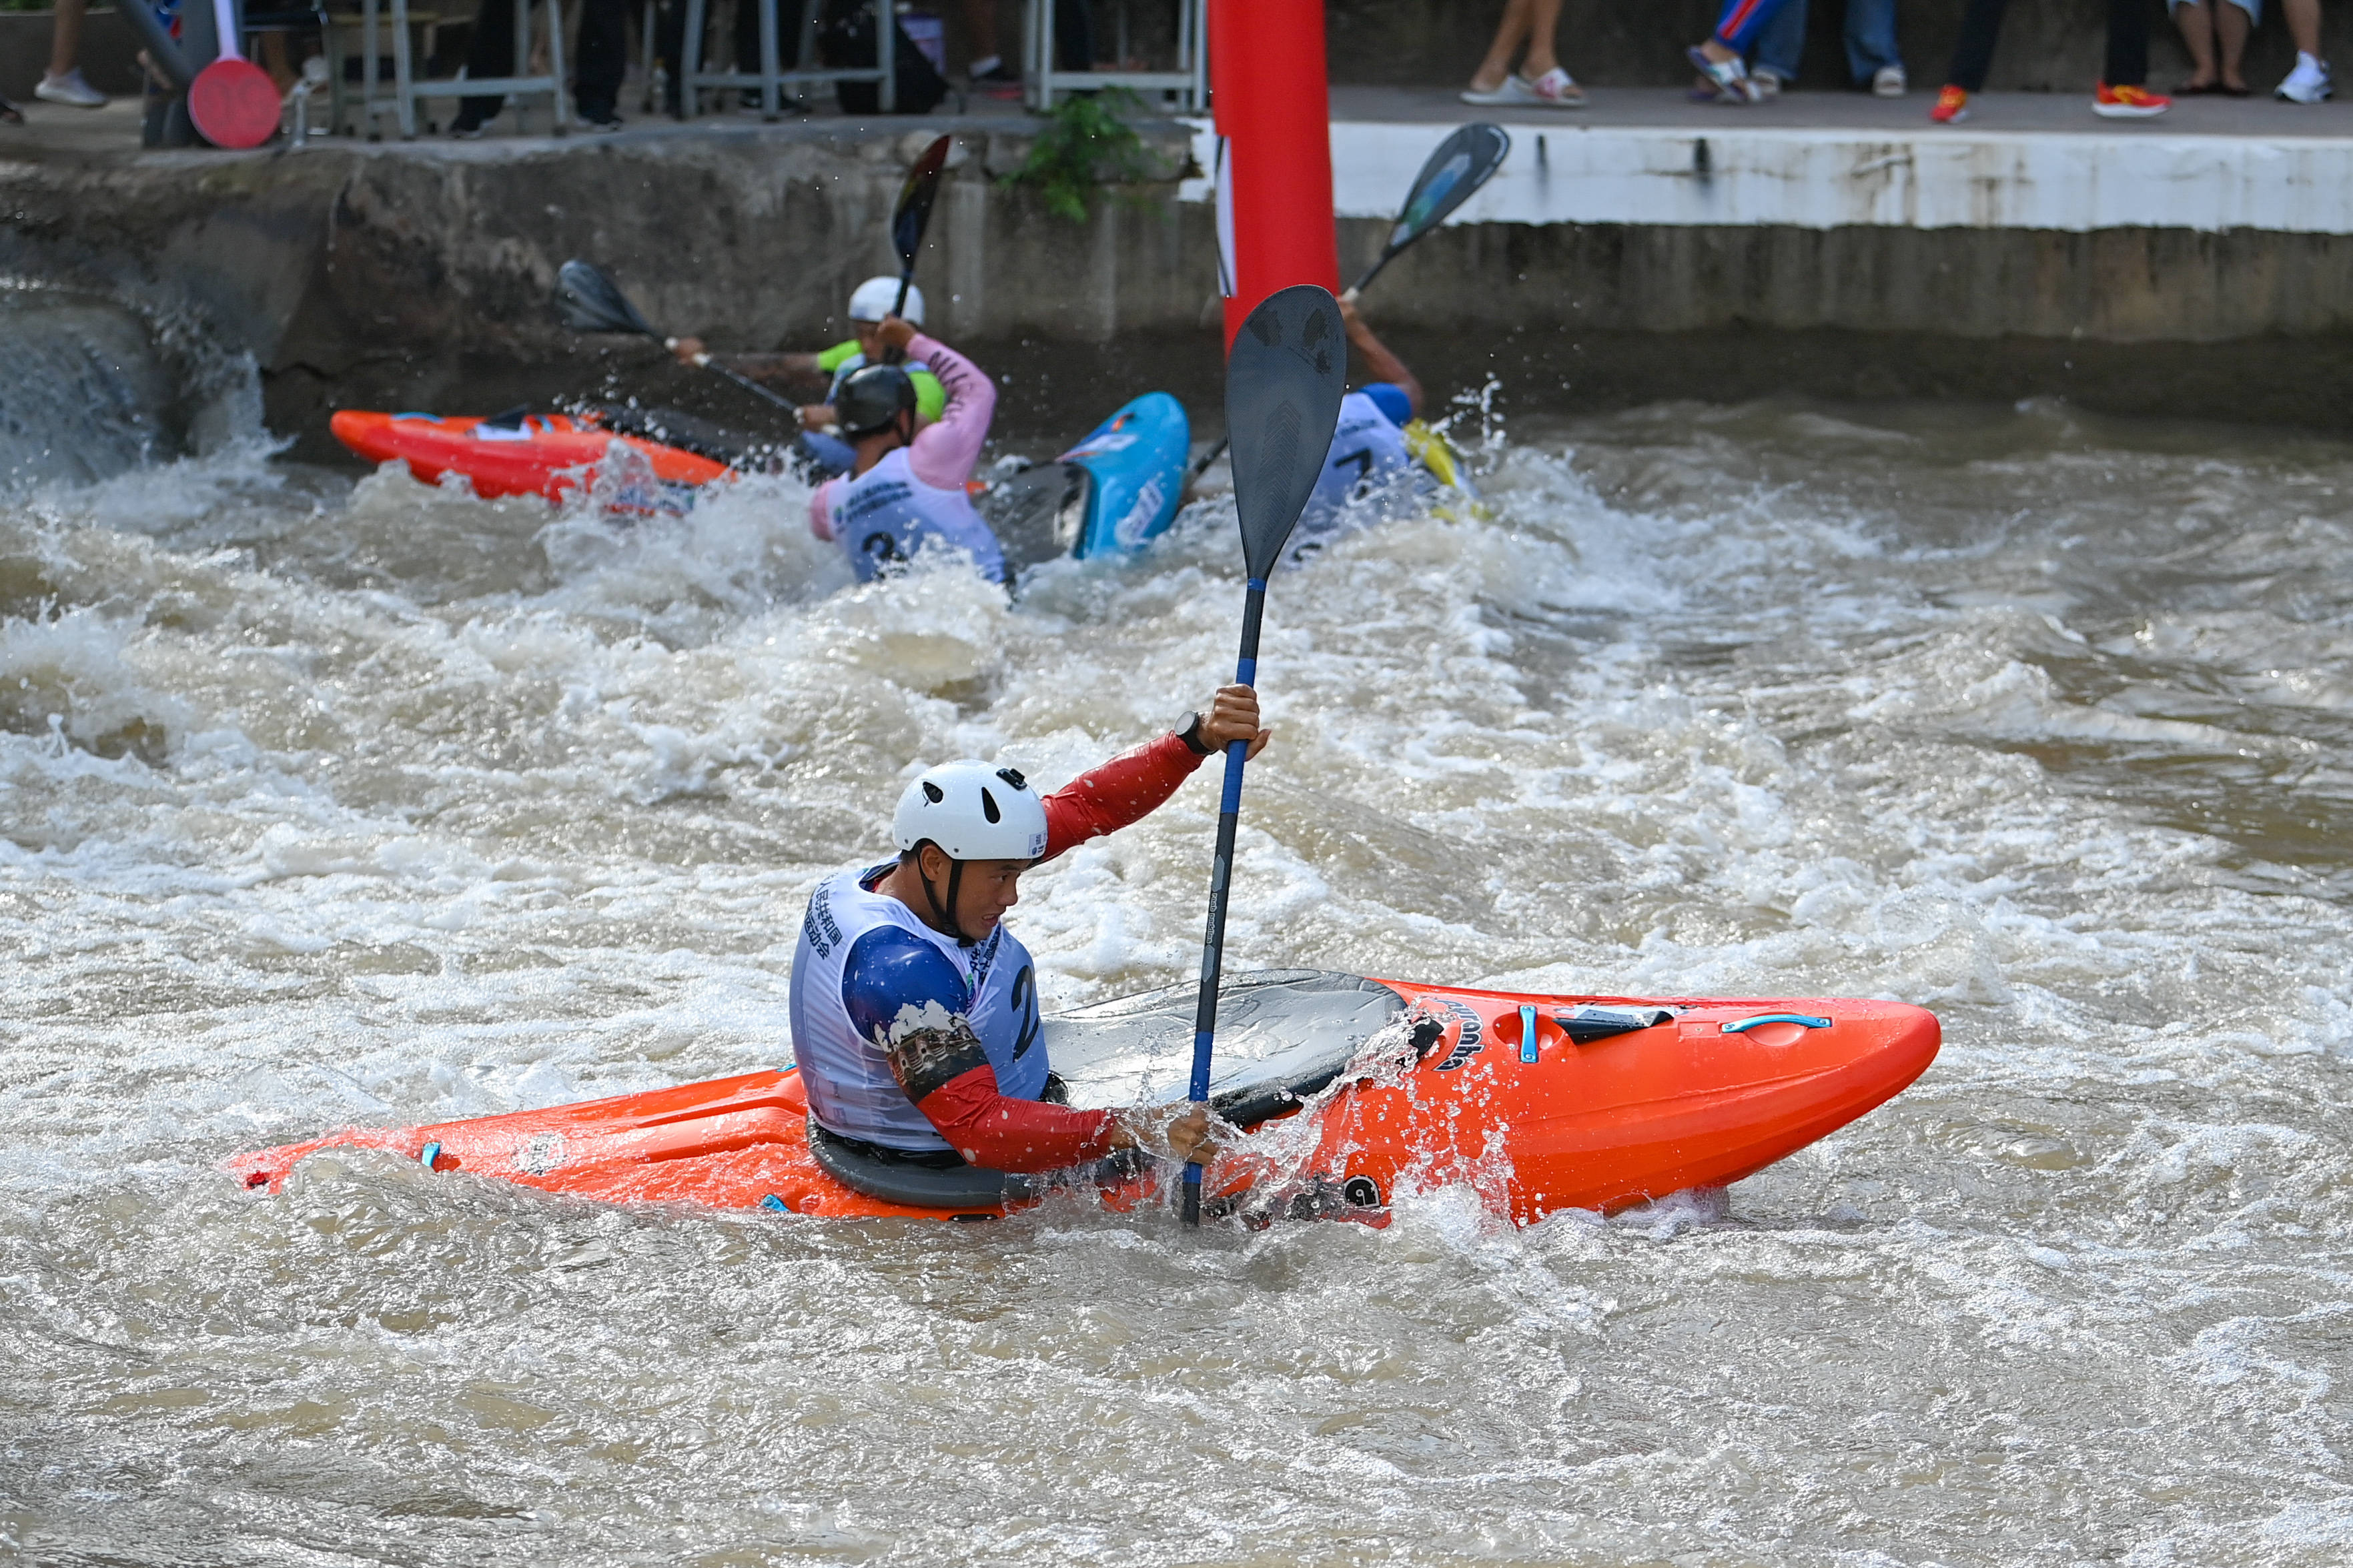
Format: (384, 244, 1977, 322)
(1209, 0, 1340, 349)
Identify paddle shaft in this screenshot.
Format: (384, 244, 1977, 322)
(660, 333, 800, 415)
(1182, 576, 1269, 1226)
(881, 268, 916, 366)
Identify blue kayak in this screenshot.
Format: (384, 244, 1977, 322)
(985, 392, 1192, 570)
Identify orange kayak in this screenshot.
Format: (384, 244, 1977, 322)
(228, 972, 1939, 1225)
(330, 410, 731, 511)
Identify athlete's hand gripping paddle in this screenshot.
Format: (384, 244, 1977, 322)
(1182, 285, 1348, 1227)
(554, 259, 802, 416)
(188, 0, 280, 150)
(1342, 123, 1510, 303)
(882, 134, 953, 365)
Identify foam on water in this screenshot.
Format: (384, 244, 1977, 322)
(5, 395, 2353, 1565)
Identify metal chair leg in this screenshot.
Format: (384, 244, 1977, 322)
(679, 0, 704, 117)
(546, 0, 570, 130)
(391, 0, 416, 137)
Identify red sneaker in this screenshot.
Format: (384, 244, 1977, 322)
(2093, 83, 2170, 117)
(1929, 85, 1969, 123)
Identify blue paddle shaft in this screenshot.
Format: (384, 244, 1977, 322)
(1182, 579, 1267, 1222)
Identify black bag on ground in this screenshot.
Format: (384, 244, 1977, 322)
(817, 0, 950, 115)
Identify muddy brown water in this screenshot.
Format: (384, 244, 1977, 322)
(3, 385, 2350, 1566)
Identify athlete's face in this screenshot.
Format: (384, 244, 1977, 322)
(919, 846, 1027, 938)
(953, 858, 1026, 936)
(851, 319, 884, 361)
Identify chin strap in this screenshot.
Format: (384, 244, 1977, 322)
(919, 850, 975, 947)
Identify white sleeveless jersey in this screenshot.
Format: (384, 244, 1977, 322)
(787, 865, 1048, 1151)
(1288, 391, 1418, 563)
(824, 447, 1007, 584)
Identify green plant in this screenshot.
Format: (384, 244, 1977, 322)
(999, 88, 1158, 223)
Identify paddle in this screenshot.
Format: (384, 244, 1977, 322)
(1177, 127, 1505, 491)
(882, 134, 953, 364)
(1181, 285, 1348, 1227)
(188, 0, 280, 149)
(554, 259, 801, 416)
(1342, 122, 1510, 303)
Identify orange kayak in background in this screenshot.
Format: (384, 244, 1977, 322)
(330, 410, 731, 511)
(228, 972, 1939, 1225)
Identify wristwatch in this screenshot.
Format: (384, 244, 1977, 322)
(1178, 712, 1214, 755)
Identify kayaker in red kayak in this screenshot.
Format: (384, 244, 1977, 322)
(789, 687, 1271, 1179)
(809, 315, 1009, 584)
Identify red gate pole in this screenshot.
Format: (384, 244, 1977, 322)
(1209, 0, 1340, 349)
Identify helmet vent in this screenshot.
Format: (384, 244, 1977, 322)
(996, 767, 1029, 791)
(980, 788, 1001, 824)
(922, 782, 945, 804)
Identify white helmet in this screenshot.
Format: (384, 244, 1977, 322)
(893, 762, 1046, 862)
(848, 275, 924, 327)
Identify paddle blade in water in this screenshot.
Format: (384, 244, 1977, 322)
(188, 58, 279, 149)
(556, 260, 659, 339)
(1225, 286, 1347, 580)
(891, 135, 953, 279)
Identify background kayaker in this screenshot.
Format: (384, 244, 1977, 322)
(789, 688, 1272, 1179)
(671, 277, 947, 456)
(809, 317, 1007, 584)
(1287, 297, 1432, 562)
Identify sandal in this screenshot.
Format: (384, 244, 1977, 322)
(0, 94, 23, 125)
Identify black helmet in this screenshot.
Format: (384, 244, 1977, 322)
(835, 365, 919, 437)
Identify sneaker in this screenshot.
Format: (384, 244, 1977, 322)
(1929, 84, 1969, 122)
(448, 113, 490, 139)
(2093, 83, 2170, 117)
(1687, 45, 1758, 103)
(1525, 67, 1587, 107)
(578, 107, 623, 132)
(2276, 53, 2333, 103)
(35, 68, 107, 109)
(1872, 64, 1907, 97)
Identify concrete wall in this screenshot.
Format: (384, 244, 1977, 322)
(1324, 0, 2336, 93)
(7, 117, 2352, 456)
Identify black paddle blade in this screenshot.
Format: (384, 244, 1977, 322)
(556, 259, 658, 339)
(1388, 123, 1510, 253)
(1226, 286, 1347, 581)
(891, 135, 954, 273)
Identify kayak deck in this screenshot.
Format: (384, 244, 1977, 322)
(228, 972, 1938, 1225)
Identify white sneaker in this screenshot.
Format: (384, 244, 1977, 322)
(35, 69, 107, 109)
(2276, 53, 2333, 103)
(1872, 64, 1907, 97)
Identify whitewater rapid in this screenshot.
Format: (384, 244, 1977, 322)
(4, 396, 2350, 1565)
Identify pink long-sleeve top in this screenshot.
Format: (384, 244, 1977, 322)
(809, 333, 996, 542)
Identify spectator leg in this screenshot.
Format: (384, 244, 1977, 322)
(2280, 0, 2321, 57)
(1518, 0, 1564, 77)
(576, 0, 630, 118)
(1751, 0, 1806, 83)
(2173, 1, 2218, 86)
(1943, 0, 2011, 93)
(1844, 0, 1901, 82)
(1713, 0, 1798, 55)
(1468, 0, 1536, 90)
(2104, 0, 2150, 87)
(2214, 0, 2251, 89)
(655, 0, 684, 113)
(46, 0, 83, 79)
(458, 0, 519, 129)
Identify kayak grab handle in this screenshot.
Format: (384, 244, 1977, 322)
(1518, 1004, 1538, 1064)
(1721, 1013, 1832, 1034)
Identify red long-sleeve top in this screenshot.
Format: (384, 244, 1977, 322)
(910, 731, 1208, 1170)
